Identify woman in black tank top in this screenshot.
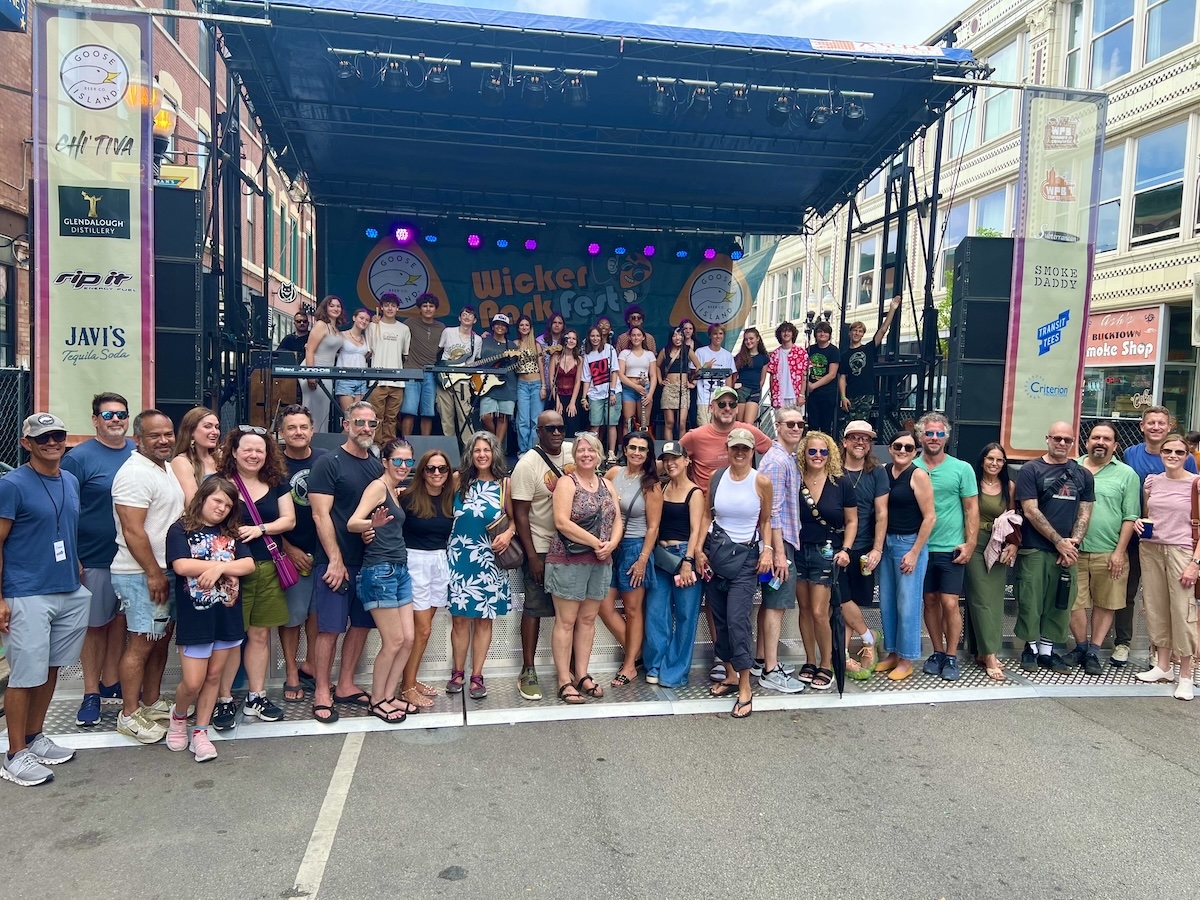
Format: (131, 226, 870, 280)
(874, 431, 936, 682)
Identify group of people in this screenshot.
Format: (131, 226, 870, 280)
(277, 293, 905, 461)
(2, 383, 1195, 785)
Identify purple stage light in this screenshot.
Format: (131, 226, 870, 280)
(467, 233, 482, 248)
(703, 247, 717, 260)
(524, 238, 538, 251)
(587, 242, 601, 256)
(642, 244, 656, 257)
(394, 226, 413, 243)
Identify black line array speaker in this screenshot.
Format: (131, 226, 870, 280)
(946, 236, 1014, 464)
(154, 187, 205, 425)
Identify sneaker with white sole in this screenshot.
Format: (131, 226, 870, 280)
(116, 708, 167, 744)
(242, 694, 283, 722)
(144, 699, 173, 723)
(758, 665, 805, 694)
(1136, 665, 1175, 684)
(166, 713, 189, 752)
(27, 734, 75, 766)
(1175, 680, 1194, 701)
(517, 666, 542, 701)
(1, 749, 54, 787)
(189, 729, 218, 762)
(75, 693, 102, 727)
(1111, 643, 1130, 667)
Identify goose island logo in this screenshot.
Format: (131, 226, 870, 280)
(60, 44, 130, 111)
(58, 186, 130, 239)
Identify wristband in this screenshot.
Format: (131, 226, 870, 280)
(840, 547, 852, 554)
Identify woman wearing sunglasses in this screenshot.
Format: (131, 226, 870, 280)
(600, 431, 662, 687)
(396, 450, 455, 710)
(794, 431, 858, 690)
(875, 430, 935, 681)
(348, 438, 418, 722)
(1134, 433, 1199, 700)
(213, 426, 296, 726)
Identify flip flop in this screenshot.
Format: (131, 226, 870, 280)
(334, 690, 371, 707)
(312, 703, 339, 724)
(297, 669, 316, 688)
(283, 683, 306, 703)
(709, 682, 738, 698)
(986, 666, 1006, 681)
(732, 698, 753, 719)
(610, 673, 632, 687)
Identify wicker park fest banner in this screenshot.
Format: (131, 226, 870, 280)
(34, 6, 153, 438)
(1001, 87, 1107, 459)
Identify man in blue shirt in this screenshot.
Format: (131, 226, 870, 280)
(1115, 405, 1197, 665)
(0, 413, 91, 787)
(60, 392, 135, 726)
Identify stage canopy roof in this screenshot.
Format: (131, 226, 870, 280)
(216, 0, 985, 234)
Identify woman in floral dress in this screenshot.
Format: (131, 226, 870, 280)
(446, 430, 516, 700)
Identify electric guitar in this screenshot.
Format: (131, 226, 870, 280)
(629, 373, 654, 437)
(435, 349, 519, 396)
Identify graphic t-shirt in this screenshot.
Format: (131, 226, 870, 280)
(366, 320, 411, 387)
(695, 347, 735, 406)
(842, 343, 878, 399)
(583, 347, 619, 402)
(1015, 458, 1095, 553)
(61, 437, 135, 568)
(438, 328, 481, 367)
(166, 521, 251, 646)
(282, 448, 327, 556)
(806, 342, 841, 400)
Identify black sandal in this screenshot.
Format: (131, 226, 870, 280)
(732, 698, 753, 719)
(558, 683, 586, 704)
(798, 663, 818, 684)
(810, 667, 833, 691)
(369, 699, 406, 724)
(709, 682, 738, 698)
(577, 675, 604, 698)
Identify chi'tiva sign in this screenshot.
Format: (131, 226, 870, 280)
(1084, 305, 1165, 366)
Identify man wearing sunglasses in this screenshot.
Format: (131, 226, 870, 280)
(614, 305, 657, 354)
(61, 393, 136, 727)
(510, 410, 572, 700)
(680, 385, 772, 494)
(913, 413, 978, 681)
(0, 414, 91, 785)
(1013, 422, 1095, 673)
(306, 401, 384, 723)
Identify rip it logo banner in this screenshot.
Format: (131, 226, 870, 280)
(33, 6, 153, 440)
(1002, 87, 1107, 460)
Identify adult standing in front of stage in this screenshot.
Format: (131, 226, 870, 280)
(763, 321, 809, 414)
(400, 293, 444, 438)
(303, 295, 347, 433)
(366, 292, 412, 445)
(436, 306, 483, 447)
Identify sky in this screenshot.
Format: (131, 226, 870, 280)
(417, 0, 971, 45)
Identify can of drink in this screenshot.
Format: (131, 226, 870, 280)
(1142, 518, 1155, 539)
(860, 554, 871, 575)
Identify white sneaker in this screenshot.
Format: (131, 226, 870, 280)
(0, 749, 54, 786)
(27, 734, 75, 766)
(758, 665, 806, 694)
(144, 699, 173, 723)
(1135, 665, 1175, 684)
(1175, 680, 1194, 701)
(1110, 644, 1130, 666)
(116, 708, 168, 744)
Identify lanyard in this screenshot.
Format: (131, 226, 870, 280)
(35, 468, 66, 537)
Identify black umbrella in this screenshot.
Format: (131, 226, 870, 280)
(829, 569, 847, 697)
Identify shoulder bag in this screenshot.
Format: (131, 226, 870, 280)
(702, 468, 759, 581)
(1189, 477, 1200, 600)
(232, 472, 300, 590)
(653, 486, 700, 575)
(559, 473, 608, 555)
(485, 478, 526, 569)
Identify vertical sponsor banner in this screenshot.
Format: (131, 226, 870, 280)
(33, 6, 153, 438)
(1001, 87, 1107, 459)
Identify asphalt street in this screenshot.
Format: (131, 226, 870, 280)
(8, 697, 1199, 899)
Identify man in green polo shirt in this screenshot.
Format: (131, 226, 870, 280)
(1067, 421, 1140, 675)
(914, 413, 979, 681)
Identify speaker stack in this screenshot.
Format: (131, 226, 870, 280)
(153, 187, 206, 425)
(946, 236, 1014, 464)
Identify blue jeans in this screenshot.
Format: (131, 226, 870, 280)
(877, 533, 928, 660)
(400, 371, 437, 417)
(516, 379, 542, 454)
(642, 542, 702, 688)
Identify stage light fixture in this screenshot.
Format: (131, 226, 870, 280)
(703, 247, 717, 260)
(642, 244, 656, 257)
(587, 242, 601, 256)
(423, 223, 440, 244)
(480, 69, 504, 106)
(674, 242, 689, 259)
(522, 73, 547, 109)
(365, 227, 380, 239)
(614, 242, 628, 256)
(808, 102, 831, 130)
(336, 58, 359, 89)
(382, 60, 407, 92)
(648, 82, 673, 117)
(729, 239, 744, 260)
(394, 225, 415, 244)
(495, 233, 510, 249)
(766, 92, 792, 127)
(467, 233, 482, 249)
(726, 86, 749, 119)
(425, 63, 451, 99)
(843, 100, 866, 130)
(524, 238, 538, 251)
(688, 87, 711, 120)
(563, 75, 588, 108)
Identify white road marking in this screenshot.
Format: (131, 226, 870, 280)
(293, 732, 365, 898)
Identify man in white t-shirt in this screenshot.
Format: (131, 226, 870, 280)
(436, 306, 482, 445)
(366, 292, 412, 444)
(110, 410, 185, 744)
(694, 324, 736, 425)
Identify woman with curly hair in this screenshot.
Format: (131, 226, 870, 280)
(446, 431, 516, 700)
(303, 295, 347, 432)
(170, 407, 221, 504)
(211, 426, 295, 728)
(794, 430, 858, 691)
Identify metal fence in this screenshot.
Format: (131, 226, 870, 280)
(0, 368, 30, 469)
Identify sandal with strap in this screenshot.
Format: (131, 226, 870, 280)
(810, 667, 833, 691)
(469, 674, 488, 700)
(446, 670, 465, 694)
(557, 683, 586, 704)
(576, 675, 604, 698)
(401, 686, 435, 709)
(610, 673, 632, 687)
(415, 681, 439, 698)
(369, 699, 407, 724)
(798, 663, 818, 684)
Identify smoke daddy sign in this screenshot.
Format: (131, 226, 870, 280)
(58, 185, 129, 238)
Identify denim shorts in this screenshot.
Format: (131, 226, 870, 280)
(480, 397, 515, 417)
(795, 543, 836, 587)
(545, 560, 613, 602)
(400, 371, 437, 417)
(761, 543, 797, 609)
(180, 638, 243, 659)
(357, 562, 414, 611)
(587, 395, 621, 426)
(621, 385, 648, 404)
(610, 536, 657, 593)
(113, 572, 176, 639)
(334, 378, 368, 397)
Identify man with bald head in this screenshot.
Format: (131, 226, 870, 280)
(1013, 422, 1095, 673)
(511, 409, 571, 701)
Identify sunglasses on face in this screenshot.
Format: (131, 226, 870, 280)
(31, 431, 67, 445)
(539, 424, 565, 433)
(806, 447, 830, 457)
(1048, 435, 1074, 444)
(351, 419, 379, 429)
(626, 445, 649, 454)
(924, 430, 947, 438)
(781, 421, 804, 429)
(1161, 448, 1188, 457)
(892, 442, 916, 452)
(98, 410, 129, 421)
(714, 401, 737, 410)
(846, 434, 871, 442)
(238, 424, 267, 436)
(389, 458, 415, 468)
(425, 464, 450, 474)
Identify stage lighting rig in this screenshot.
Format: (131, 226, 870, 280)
(766, 92, 792, 127)
(336, 57, 359, 89)
(480, 69, 505, 106)
(564, 75, 588, 108)
(688, 87, 712, 119)
(649, 81, 674, 116)
(425, 63, 451, 98)
(843, 100, 866, 130)
(382, 60, 408, 92)
(522, 73, 547, 108)
(726, 86, 749, 118)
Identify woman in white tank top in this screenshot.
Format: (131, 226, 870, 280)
(699, 428, 774, 719)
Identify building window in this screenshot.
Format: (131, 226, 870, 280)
(942, 203, 969, 279)
(818, 253, 834, 305)
(264, 193, 273, 270)
(1131, 120, 1187, 244)
(244, 198, 254, 264)
(1097, 144, 1125, 252)
(976, 186, 1008, 235)
(789, 267, 804, 319)
(1066, 1, 1085, 87)
(982, 40, 1020, 143)
(0, 266, 14, 367)
(162, 0, 178, 40)
(1146, 0, 1197, 62)
(856, 237, 877, 307)
(197, 14, 212, 82)
(862, 171, 883, 198)
(306, 232, 315, 293)
(1091, 0, 1135, 85)
(767, 271, 787, 325)
(947, 94, 978, 157)
(290, 219, 299, 283)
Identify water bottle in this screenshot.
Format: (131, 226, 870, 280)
(1054, 566, 1072, 610)
(820, 540, 834, 561)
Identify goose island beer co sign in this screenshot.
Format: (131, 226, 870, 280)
(33, 7, 153, 439)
